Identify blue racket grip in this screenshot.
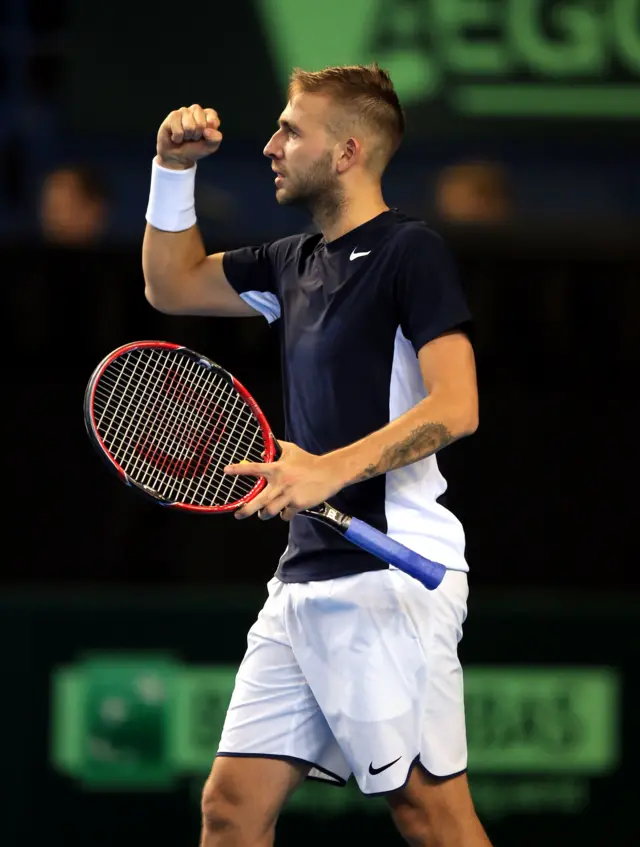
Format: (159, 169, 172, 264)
(344, 517, 446, 590)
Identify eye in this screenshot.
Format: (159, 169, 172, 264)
(287, 128, 298, 138)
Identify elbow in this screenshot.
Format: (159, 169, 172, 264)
(144, 283, 181, 315)
(449, 401, 479, 440)
(423, 393, 479, 442)
(463, 412, 479, 437)
(461, 402, 479, 437)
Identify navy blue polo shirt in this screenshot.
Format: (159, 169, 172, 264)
(222, 209, 472, 582)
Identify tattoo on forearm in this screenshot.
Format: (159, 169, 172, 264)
(355, 422, 455, 482)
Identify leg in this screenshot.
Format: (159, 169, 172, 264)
(386, 767, 492, 847)
(200, 755, 308, 847)
(206, 578, 351, 845)
(281, 569, 488, 843)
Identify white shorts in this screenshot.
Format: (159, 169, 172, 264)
(217, 568, 469, 795)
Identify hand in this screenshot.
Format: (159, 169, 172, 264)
(224, 442, 343, 522)
(156, 104, 223, 170)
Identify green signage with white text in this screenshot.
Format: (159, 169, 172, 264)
(256, 0, 640, 121)
(50, 655, 620, 819)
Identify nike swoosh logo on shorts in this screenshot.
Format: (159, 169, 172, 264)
(368, 756, 402, 775)
(350, 248, 371, 260)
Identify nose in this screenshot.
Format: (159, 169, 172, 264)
(263, 131, 282, 160)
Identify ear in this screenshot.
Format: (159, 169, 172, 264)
(336, 137, 361, 174)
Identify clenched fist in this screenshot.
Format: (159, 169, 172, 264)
(156, 104, 223, 170)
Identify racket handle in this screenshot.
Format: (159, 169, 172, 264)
(344, 517, 446, 590)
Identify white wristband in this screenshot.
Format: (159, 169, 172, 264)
(145, 158, 197, 232)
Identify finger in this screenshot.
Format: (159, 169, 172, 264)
(203, 108, 222, 145)
(204, 108, 220, 130)
(180, 106, 197, 141)
(280, 505, 300, 522)
(167, 110, 185, 144)
(258, 493, 290, 521)
(235, 486, 283, 520)
(224, 461, 271, 477)
(203, 128, 223, 145)
(188, 104, 206, 141)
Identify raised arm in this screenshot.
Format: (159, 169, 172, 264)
(142, 104, 261, 318)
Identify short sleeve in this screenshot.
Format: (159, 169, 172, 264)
(394, 226, 471, 354)
(222, 243, 281, 323)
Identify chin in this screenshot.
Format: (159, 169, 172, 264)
(275, 188, 295, 206)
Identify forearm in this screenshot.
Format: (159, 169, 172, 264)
(328, 394, 477, 487)
(142, 159, 205, 312)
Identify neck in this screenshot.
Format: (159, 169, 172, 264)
(315, 185, 389, 243)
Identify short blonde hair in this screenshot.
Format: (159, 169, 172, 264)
(288, 63, 405, 171)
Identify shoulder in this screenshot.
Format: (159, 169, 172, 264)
(386, 212, 449, 258)
(381, 214, 460, 286)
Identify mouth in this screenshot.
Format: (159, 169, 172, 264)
(272, 169, 285, 186)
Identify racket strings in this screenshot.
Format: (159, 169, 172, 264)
(94, 367, 263, 468)
(92, 349, 265, 506)
(98, 356, 263, 479)
(96, 357, 262, 505)
(98, 356, 256, 488)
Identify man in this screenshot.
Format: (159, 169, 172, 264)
(143, 63, 490, 847)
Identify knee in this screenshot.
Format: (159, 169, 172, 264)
(390, 802, 434, 846)
(389, 777, 487, 847)
(389, 781, 464, 847)
(201, 777, 246, 837)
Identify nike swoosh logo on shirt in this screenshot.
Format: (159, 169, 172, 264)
(368, 756, 402, 775)
(350, 248, 371, 261)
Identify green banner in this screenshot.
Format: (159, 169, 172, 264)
(464, 666, 619, 772)
(257, 0, 640, 121)
(51, 653, 620, 818)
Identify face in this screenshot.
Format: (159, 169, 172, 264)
(40, 171, 105, 245)
(263, 93, 343, 210)
(436, 170, 509, 223)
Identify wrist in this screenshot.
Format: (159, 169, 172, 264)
(146, 158, 198, 232)
(155, 154, 196, 171)
(321, 447, 360, 489)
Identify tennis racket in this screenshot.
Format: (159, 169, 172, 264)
(84, 341, 446, 590)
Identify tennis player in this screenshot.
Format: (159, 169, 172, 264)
(143, 64, 491, 847)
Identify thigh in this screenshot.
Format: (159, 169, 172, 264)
(202, 755, 308, 839)
(386, 767, 491, 846)
(387, 767, 475, 818)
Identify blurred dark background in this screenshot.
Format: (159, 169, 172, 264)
(2, 1, 638, 845)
